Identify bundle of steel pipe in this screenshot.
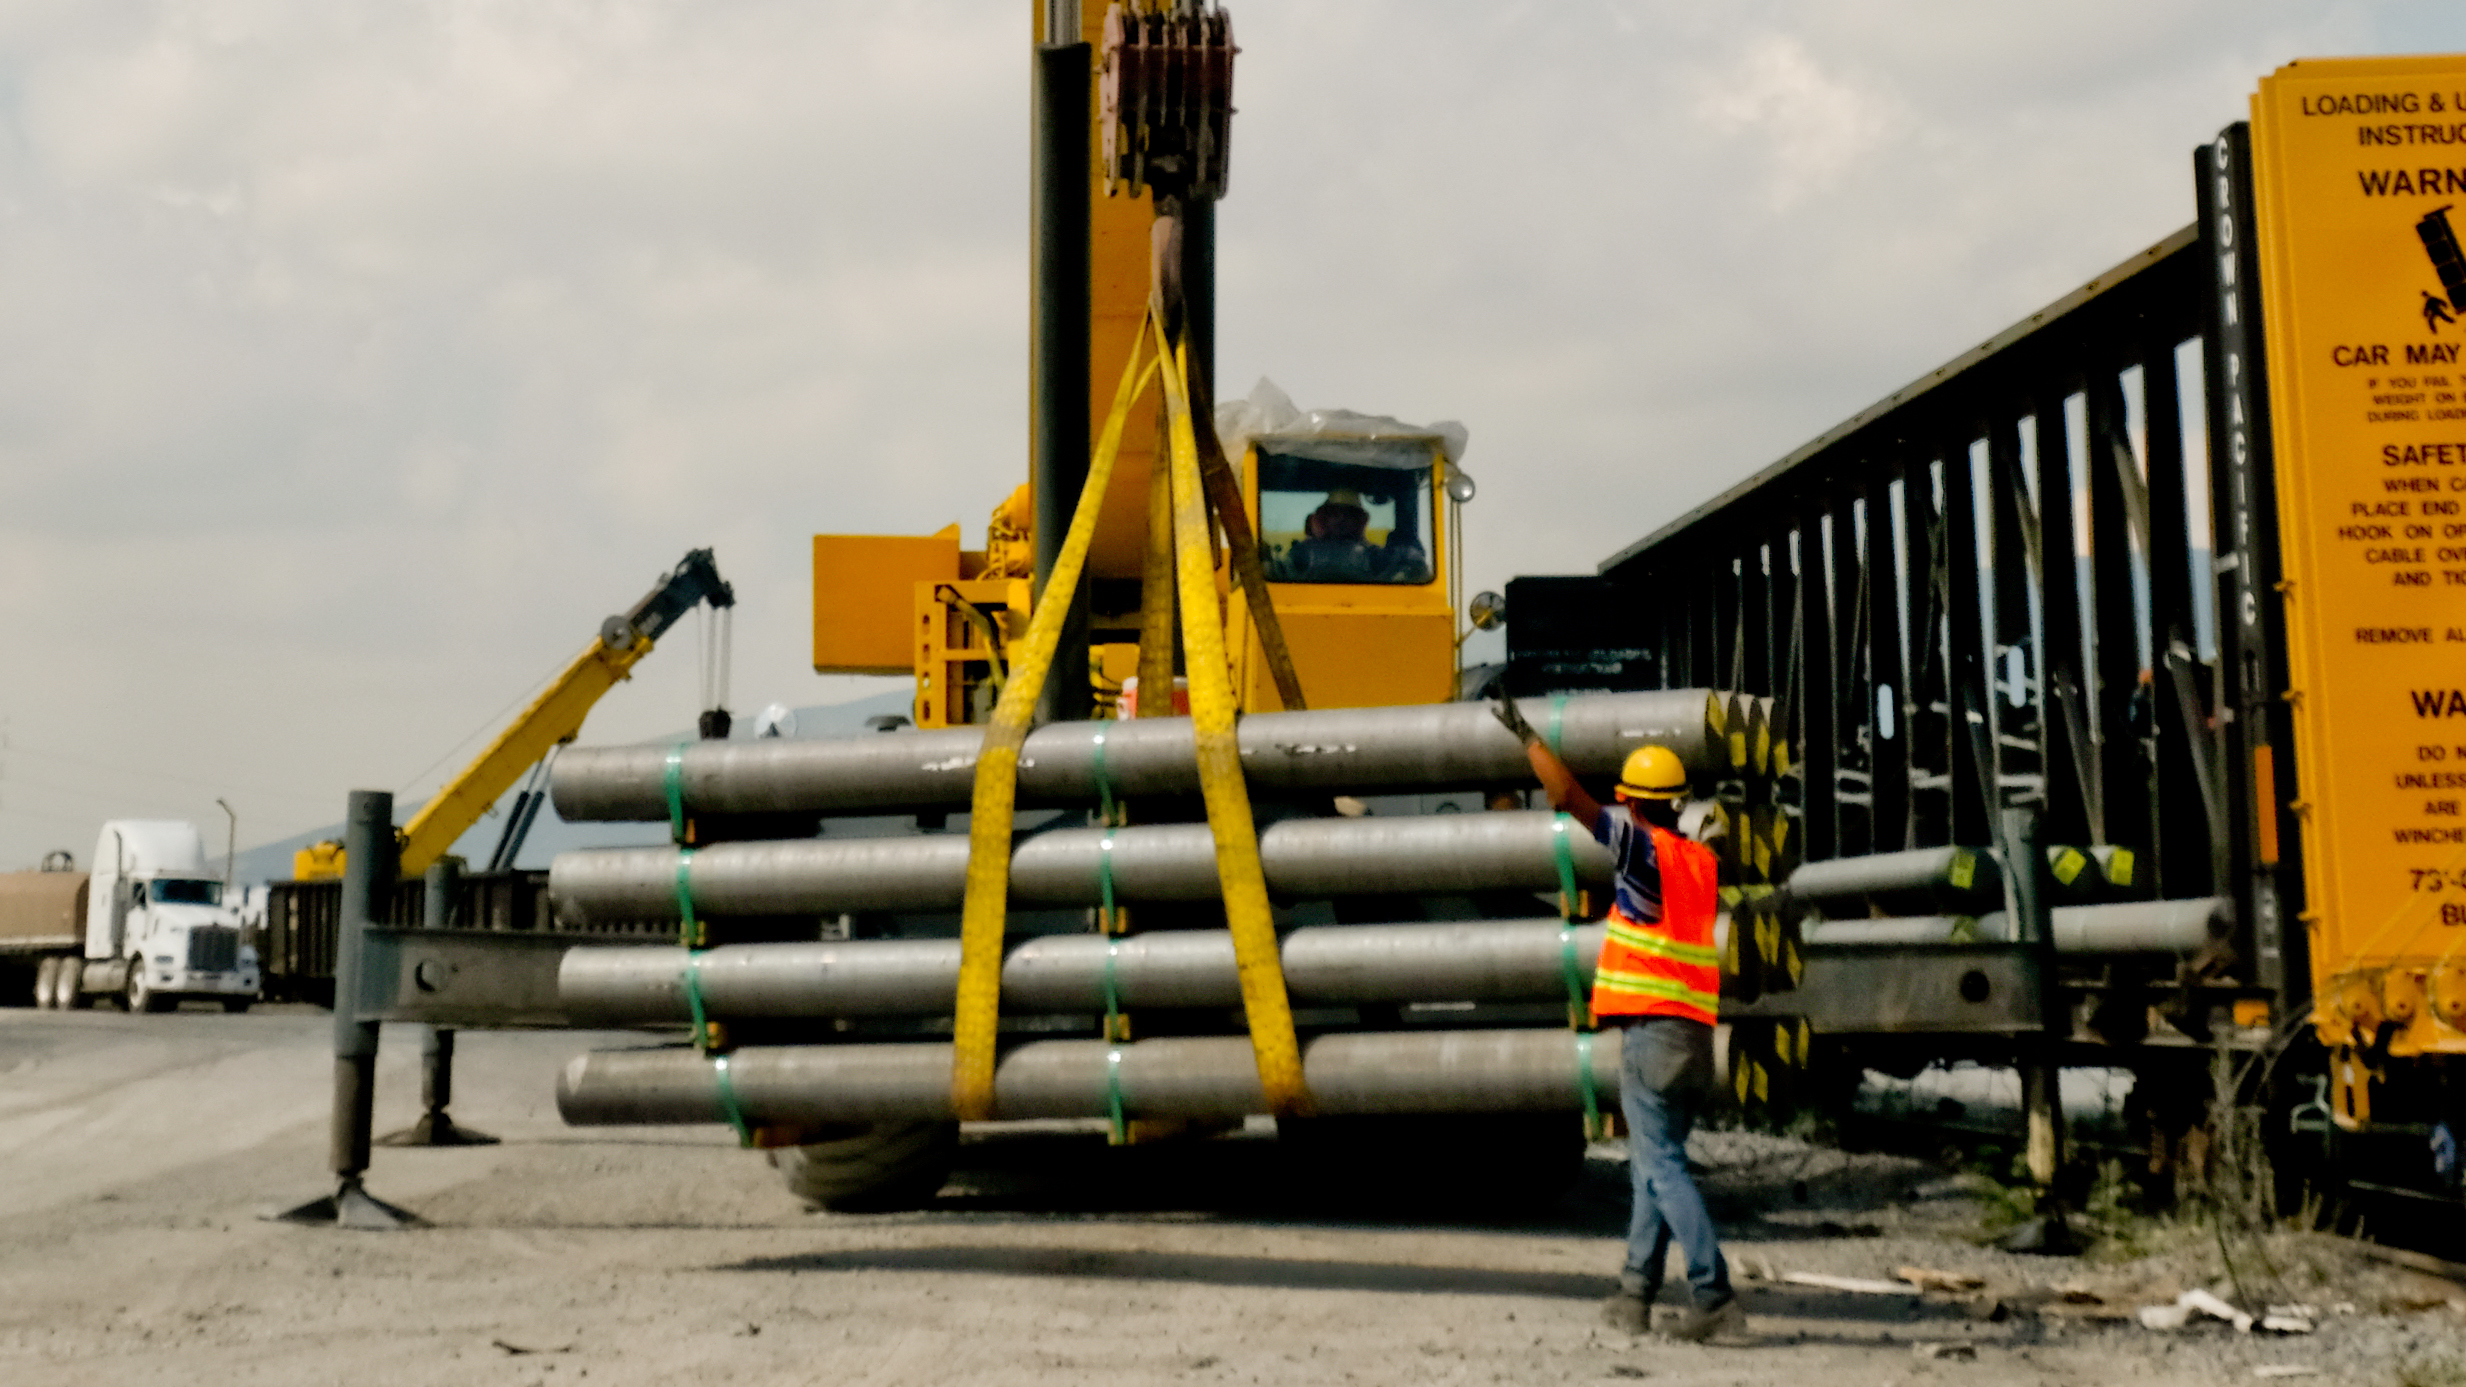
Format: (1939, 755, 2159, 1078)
(556, 1027, 1627, 1127)
(1803, 897, 2230, 954)
(548, 810, 1614, 925)
(559, 917, 1612, 1023)
(547, 690, 1720, 823)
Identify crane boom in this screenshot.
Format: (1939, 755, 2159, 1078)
(388, 548, 734, 877)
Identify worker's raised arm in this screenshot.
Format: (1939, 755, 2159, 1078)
(1490, 694, 1604, 833)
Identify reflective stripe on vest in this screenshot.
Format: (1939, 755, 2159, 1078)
(1591, 823, 1719, 1025)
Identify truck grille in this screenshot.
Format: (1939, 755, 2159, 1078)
(187, 926, 240, 974)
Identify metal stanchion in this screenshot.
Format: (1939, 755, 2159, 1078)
(268, 790, 421, 1229)
(2001, 804, 2077, 1254)
(378, 859, 497, 1148)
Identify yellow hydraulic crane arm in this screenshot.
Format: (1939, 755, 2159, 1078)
(393, 548, 736, 877)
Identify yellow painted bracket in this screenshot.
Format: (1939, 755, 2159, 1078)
(1159, 331, 1312, 1118)
(950, 315, 1162, 1122)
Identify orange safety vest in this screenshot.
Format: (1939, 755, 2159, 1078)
(1591, 823, 1720, 1026)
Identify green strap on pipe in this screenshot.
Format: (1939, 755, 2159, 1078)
(1556, 814, 1600, 1109)
(663, 744, 689, 844)
(673, 848, 702, 949)
(1101, 938, 1127, 1044)
(1091, 731, 1120, 828)
(1550, 812, 1580, 920)
(683, 952, 714, 1050)
(668, 744, 707, 946)
(1096, 822, 1130, 1130)
(1547, 693, 1568, 758)
(710, 1053, 752, 1148)
(1104, 1047, 1128, 1146)
(670, 747, 744, 1142)
(1097, 828, 1119, 934)
(1559, 925, 1591, 1031)
(1573, 1030, 1607, 1143)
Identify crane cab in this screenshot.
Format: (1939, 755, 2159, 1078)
(1224, 432, 1459, 712)
(814, 428, 1467, 725)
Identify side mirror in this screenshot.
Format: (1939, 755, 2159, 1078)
(1468, 590, 1506, 631)
(1443, 467, 1477, 504)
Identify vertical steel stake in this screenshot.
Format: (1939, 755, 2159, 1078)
(2003, 804, 2075, 1253)
(268, 790, 421, 1228)
(377, 861, 498, 1148)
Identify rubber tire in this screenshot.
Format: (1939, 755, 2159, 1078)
(57, 960, 91, 1011)
(33, 956, 59, 1010)
(769, 1121, 959, 1213)
(221, 998, 252, 1015)
(126, 963, 169, 1014)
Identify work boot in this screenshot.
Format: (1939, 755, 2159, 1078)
(1599, 1291, 1651, 1335)
(1665, 1296, 1747, 1344)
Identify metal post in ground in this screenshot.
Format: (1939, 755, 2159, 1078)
(2002, 803, 2075, 1253)
(269, 790, 420, 1229)
(378, 857, 498, 1148)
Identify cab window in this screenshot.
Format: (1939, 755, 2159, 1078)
(149, 879, 224, 907)
(1256, 443, 1436, 585)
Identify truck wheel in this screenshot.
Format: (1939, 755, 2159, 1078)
(33, 957, 59, 1010)
(125, 964, 168, 1014)
(58, 960, 92, 1011)
(768, 1121, 959, 1213)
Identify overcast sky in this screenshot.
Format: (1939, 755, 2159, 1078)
(1, 1, 2461, 870)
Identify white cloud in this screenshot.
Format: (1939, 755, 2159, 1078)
(1694, 33, 1901, 206)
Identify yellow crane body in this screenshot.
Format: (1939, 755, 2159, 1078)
(810, 6, 1463, 728)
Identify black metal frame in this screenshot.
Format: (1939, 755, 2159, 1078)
(1582, 124, 2301, 1012)
(261, 869, 664, 1004)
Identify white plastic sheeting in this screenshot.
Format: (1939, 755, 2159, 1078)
(1215, 377, 1469, 471)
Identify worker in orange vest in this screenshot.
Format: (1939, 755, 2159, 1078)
(1494, 696, 1743, 1344)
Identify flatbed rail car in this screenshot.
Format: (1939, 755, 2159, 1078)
(1508, 56, 2466, 1203)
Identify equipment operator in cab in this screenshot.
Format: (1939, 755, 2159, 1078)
(1493, 696, 1743, 1344)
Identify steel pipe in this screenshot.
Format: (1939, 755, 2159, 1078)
(559, 918, 1610, 1023)
(1802, 916, 1993, 947)
(2046, 897, 2230, 954)
(1804, 897, 2230, 954)
(1782, 846, 2001, 906)
(548, 810, 1615, 925)
(547, 690, 1720, 823)
(556, 1027, 1627, 1127)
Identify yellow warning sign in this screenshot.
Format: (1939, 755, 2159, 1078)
(2252, 56, 2466, 1025)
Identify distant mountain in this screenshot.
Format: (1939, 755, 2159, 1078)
(223, 687, 914, 885)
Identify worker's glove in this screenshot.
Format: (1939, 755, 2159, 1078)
(1489, 693, 1540, 747)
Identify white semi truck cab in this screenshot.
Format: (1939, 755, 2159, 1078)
(83, 820, 258, 1013)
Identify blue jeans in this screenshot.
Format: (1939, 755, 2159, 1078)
(1617, 1017, 1731, 1310)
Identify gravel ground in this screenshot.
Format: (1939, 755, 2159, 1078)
(3, 1006, 2463, 1386)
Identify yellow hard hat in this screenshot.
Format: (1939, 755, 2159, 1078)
(1616, 745, 1688, 800)
(1326, 488, 1364, 508)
